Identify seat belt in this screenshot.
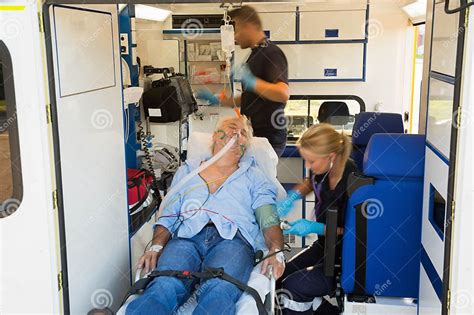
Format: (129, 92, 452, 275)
(354, 202, 367, 295)
(126, 267, 268, 315)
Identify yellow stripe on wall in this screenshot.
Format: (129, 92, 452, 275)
(0, 6, 26, 11)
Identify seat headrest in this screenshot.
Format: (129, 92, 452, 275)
(318, 101, 350, 123)
(363, 134, 425, 179)
(352, 112, 404, 145)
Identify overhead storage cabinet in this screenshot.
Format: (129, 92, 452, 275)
(299, 10, 366, 40)
(281, 43, 364, 80)
(260, 12, 296, 41)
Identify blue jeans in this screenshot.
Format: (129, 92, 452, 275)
(126, 226, 255, 315)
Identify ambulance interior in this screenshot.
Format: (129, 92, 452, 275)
(0, 0, 473, 314)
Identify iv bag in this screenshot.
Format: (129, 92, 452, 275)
(220, 24, 235, 56)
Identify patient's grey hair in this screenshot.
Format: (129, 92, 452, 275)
(214, 115, 254, 139)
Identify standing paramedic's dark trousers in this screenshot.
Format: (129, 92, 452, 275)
(276, 241, 339, 314)
(272, 141, 286, 157)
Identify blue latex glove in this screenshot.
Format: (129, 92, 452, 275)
(283, 219, 325, 237)
(232, 64, 257, 92)
(276, 189, 302, 218)
(195, 89, 219, 105)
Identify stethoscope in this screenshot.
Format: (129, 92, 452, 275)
(311, 160, 333, 218)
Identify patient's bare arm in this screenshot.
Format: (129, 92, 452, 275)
(263, 225, 284, 252)
(261, 225, 285, 279)
(138, 225, 172, 273)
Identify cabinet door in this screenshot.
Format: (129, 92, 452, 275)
(260, 12, 296, 41)
(280, 43, 364, 80)
(299, 10, 366, 40)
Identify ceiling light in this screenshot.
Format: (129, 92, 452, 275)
(402, 0, 427, 24)
(135, 5, 171, 22)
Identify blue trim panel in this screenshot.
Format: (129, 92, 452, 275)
(324, 68, 338, 77)
(281, 183, 296, 192)
(430, 71, 456, 85)
(119, 5, 139, 169)
(282, 145, 301, 157)
(363, 3, 370, 81)
(420, 245, 443, 301)
(289, 78, 365, 82)
(295, 6, 300, 41)
(184, 39, 188, 77)
(164, 28, 220, 34)
(272, 39, 367, 45)
(302, 160, 306, 247)
(426, 140, 450, 166)
(428, 184, 446, 241)
(362, 42, 367, 81)
(325, 29, 339, 38)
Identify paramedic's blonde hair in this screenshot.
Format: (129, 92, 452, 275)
(215, 115, 254, 139)
(297, 123, 352, 165)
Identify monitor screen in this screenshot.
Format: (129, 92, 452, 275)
(169, 75, 197, 117)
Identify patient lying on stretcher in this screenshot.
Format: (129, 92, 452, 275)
(126, 116, 285, 315)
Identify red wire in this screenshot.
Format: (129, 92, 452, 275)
(161, 208, 235, 224)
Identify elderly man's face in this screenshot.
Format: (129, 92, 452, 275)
(212, 119, 250, 157)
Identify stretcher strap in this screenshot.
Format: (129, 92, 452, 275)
(128, 267, 268, 315)
(354, 202, 367, 295)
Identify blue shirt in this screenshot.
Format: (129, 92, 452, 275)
(156, 154, 277, 251)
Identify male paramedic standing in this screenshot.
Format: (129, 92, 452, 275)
(197, 6, 290, 156)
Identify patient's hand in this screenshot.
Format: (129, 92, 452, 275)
(138, 250, 162, 274)
(260, 252, 285, 279)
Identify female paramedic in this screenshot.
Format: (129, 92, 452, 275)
(276, 123, 357, 314)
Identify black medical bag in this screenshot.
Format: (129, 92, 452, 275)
(142, 74, 197, 123)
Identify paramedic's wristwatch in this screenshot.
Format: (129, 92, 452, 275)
(148, 245, 163, 253)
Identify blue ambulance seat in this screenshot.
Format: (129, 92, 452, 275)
(351, 112, 404, 170)
(341, 134, 425, 299)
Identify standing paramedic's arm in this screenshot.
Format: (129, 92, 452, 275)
(237, 62, 289, 103)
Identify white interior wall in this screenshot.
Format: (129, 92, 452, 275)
(290, 3, 413, 115)
(135, 1, 415, 127)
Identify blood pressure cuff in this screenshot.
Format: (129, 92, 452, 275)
(255, 204, 280, 231)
